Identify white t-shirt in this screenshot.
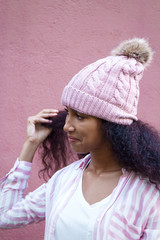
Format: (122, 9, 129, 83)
(54, 171, 112, 240)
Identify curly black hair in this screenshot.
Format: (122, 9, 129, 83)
(101, 119, 160, 188)
(39, 110, 160, 188)
(38, 110, 70, 180)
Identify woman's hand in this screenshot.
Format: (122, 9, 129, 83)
(19, 109, 59, 162)
(26, 109, 59, 145)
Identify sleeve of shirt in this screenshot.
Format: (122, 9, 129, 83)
(0, 159, 46, 228)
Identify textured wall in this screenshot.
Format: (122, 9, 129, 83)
(0, 0, 160, 239)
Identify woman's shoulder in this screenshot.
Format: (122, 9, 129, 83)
(45, 155, 90, 197)
(48, 154, 90, 183)
(126, 171, 160, 199)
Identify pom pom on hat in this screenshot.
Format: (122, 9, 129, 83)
(111, 38, 154, 68)
(61, 38, 153, 125)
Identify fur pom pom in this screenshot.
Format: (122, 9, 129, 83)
(111, 38, 154, 68)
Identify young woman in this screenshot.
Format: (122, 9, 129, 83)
(0, 38, 160, 240)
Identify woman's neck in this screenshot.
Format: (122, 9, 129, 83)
(89, 144, 121, 174)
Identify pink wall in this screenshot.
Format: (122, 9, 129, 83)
(0, 0, 160, 239)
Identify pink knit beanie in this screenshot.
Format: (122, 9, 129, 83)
(61, 38, 153, 125)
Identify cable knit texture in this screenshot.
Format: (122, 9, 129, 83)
(61, 38, 153, 125)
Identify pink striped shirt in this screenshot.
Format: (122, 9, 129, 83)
(0, 154, 160, 239)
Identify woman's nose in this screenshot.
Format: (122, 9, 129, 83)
(63, 116, 75, 132)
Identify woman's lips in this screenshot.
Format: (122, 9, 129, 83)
(68, 136, 80, 143)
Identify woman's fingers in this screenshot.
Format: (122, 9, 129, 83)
(39, 109, 59, 114)
(37, 109, 59, 120)
(28, 109, 59, 124)
(37, 113, 58, 119)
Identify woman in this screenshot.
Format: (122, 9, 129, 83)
(0, 38, 160, 239)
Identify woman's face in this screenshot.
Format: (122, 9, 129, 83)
(63, 107, 107, 154)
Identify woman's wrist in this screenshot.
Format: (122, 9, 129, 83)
(19, 139, 40, 163)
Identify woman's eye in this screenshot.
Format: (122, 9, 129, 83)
(76, 114, 84, 120)
(64, 108, 69, 114)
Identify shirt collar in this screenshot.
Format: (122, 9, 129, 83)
(75, 154, 91, 170)
(75, 154, 128, 176)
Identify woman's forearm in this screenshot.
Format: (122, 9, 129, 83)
(19, 139, 39, 163)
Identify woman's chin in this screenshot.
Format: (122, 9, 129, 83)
(70, 145, 89, 155)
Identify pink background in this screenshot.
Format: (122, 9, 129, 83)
(0, 0, 160, 239)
